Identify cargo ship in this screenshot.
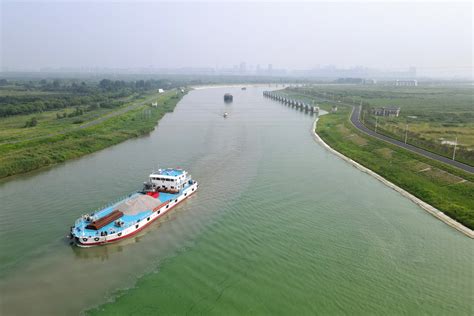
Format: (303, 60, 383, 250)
(69, 168, 198, 247)
(224, 93, 233, 102)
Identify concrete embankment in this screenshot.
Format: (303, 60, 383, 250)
(311, 118, 474, 239)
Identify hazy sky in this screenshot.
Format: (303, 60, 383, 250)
(1, 1, 472, 76)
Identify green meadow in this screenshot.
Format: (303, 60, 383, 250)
(0, 90, 185, 178)
(316, 105, 474, 230)
(284, 85, 474, 166)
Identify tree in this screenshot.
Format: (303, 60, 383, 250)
(24, 117, 38, 128)
(99, 79, 113, 90)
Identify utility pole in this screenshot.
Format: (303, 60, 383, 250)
(404, 124, 408, 144)
(375, 117, 378, 133)
(452, 136, 458, 161)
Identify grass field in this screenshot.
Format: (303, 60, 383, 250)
(0, 88, 62, 97)
(0, 93, 145, 144)
(315, 105, 474, 230)
(284, 85, 474, 166)
(0, 90, 186, 178)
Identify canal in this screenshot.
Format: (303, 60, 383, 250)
(0, 87, 472, 315)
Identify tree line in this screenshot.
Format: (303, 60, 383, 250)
(0, 79, 181, 117)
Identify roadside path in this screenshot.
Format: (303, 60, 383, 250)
(312, 117, 474, 238)
(281, 91, 473, 173)
(349, 105, 474, 173)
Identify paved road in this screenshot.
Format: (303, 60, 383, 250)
(349, 105, 474, 174)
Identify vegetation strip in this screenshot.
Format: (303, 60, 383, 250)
(281, 85, 474, 167)
(312, 118, 473, 238)
(0, 89, 186, 179)
(316, 107, 474, 233)
(350, 106, 474, 173)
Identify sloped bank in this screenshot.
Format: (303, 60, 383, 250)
(0, 90, 186, 179)
(312, 118, 474, 239)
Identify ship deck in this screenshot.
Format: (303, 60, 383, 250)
(73, 186, 188, 238)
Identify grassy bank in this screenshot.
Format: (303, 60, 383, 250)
(284, 85, 474, 166)
(0, 90, 186, 179)
(316, 106, 474, 230)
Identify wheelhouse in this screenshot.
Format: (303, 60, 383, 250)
(143, 168, 191, 193)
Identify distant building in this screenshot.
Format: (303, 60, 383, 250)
(372, 107, 400, 117)
(158, 89, 164, 93)
(395, 80, 418, 87)
(331, 105, 338, 113)
(268, 64, 273, 75)
(363, 79, 377, 85)
(239, 62, 247, 74)
(151, 102, 158, 107)
(335, 77, 363, 84)
(408, 66, 417, 78)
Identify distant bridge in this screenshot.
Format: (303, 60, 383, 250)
(263, 91, 319, 115)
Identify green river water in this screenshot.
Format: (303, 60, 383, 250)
(0, 87, 472, 315)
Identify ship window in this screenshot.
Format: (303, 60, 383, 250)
(147, 217, 150, 221)
(135, 224, 139, 229)
(157, 210, 160, 214)
(166, 205, 169, 208)
(175, 199, 178, 203)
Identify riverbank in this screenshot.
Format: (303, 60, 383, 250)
(312, 110, 474, 238)
(286, 85, 474, 167)
(2, 86, 472, 316)
(0, 90, 186, 179)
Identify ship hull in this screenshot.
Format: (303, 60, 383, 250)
(73, 182, 198, 247)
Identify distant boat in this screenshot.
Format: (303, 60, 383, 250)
(224, 93, 233, 102)
(223, 112, 228, 118)
(241, 87, 247, 90)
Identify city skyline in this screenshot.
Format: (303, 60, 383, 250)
(2, 2, 472, 78)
